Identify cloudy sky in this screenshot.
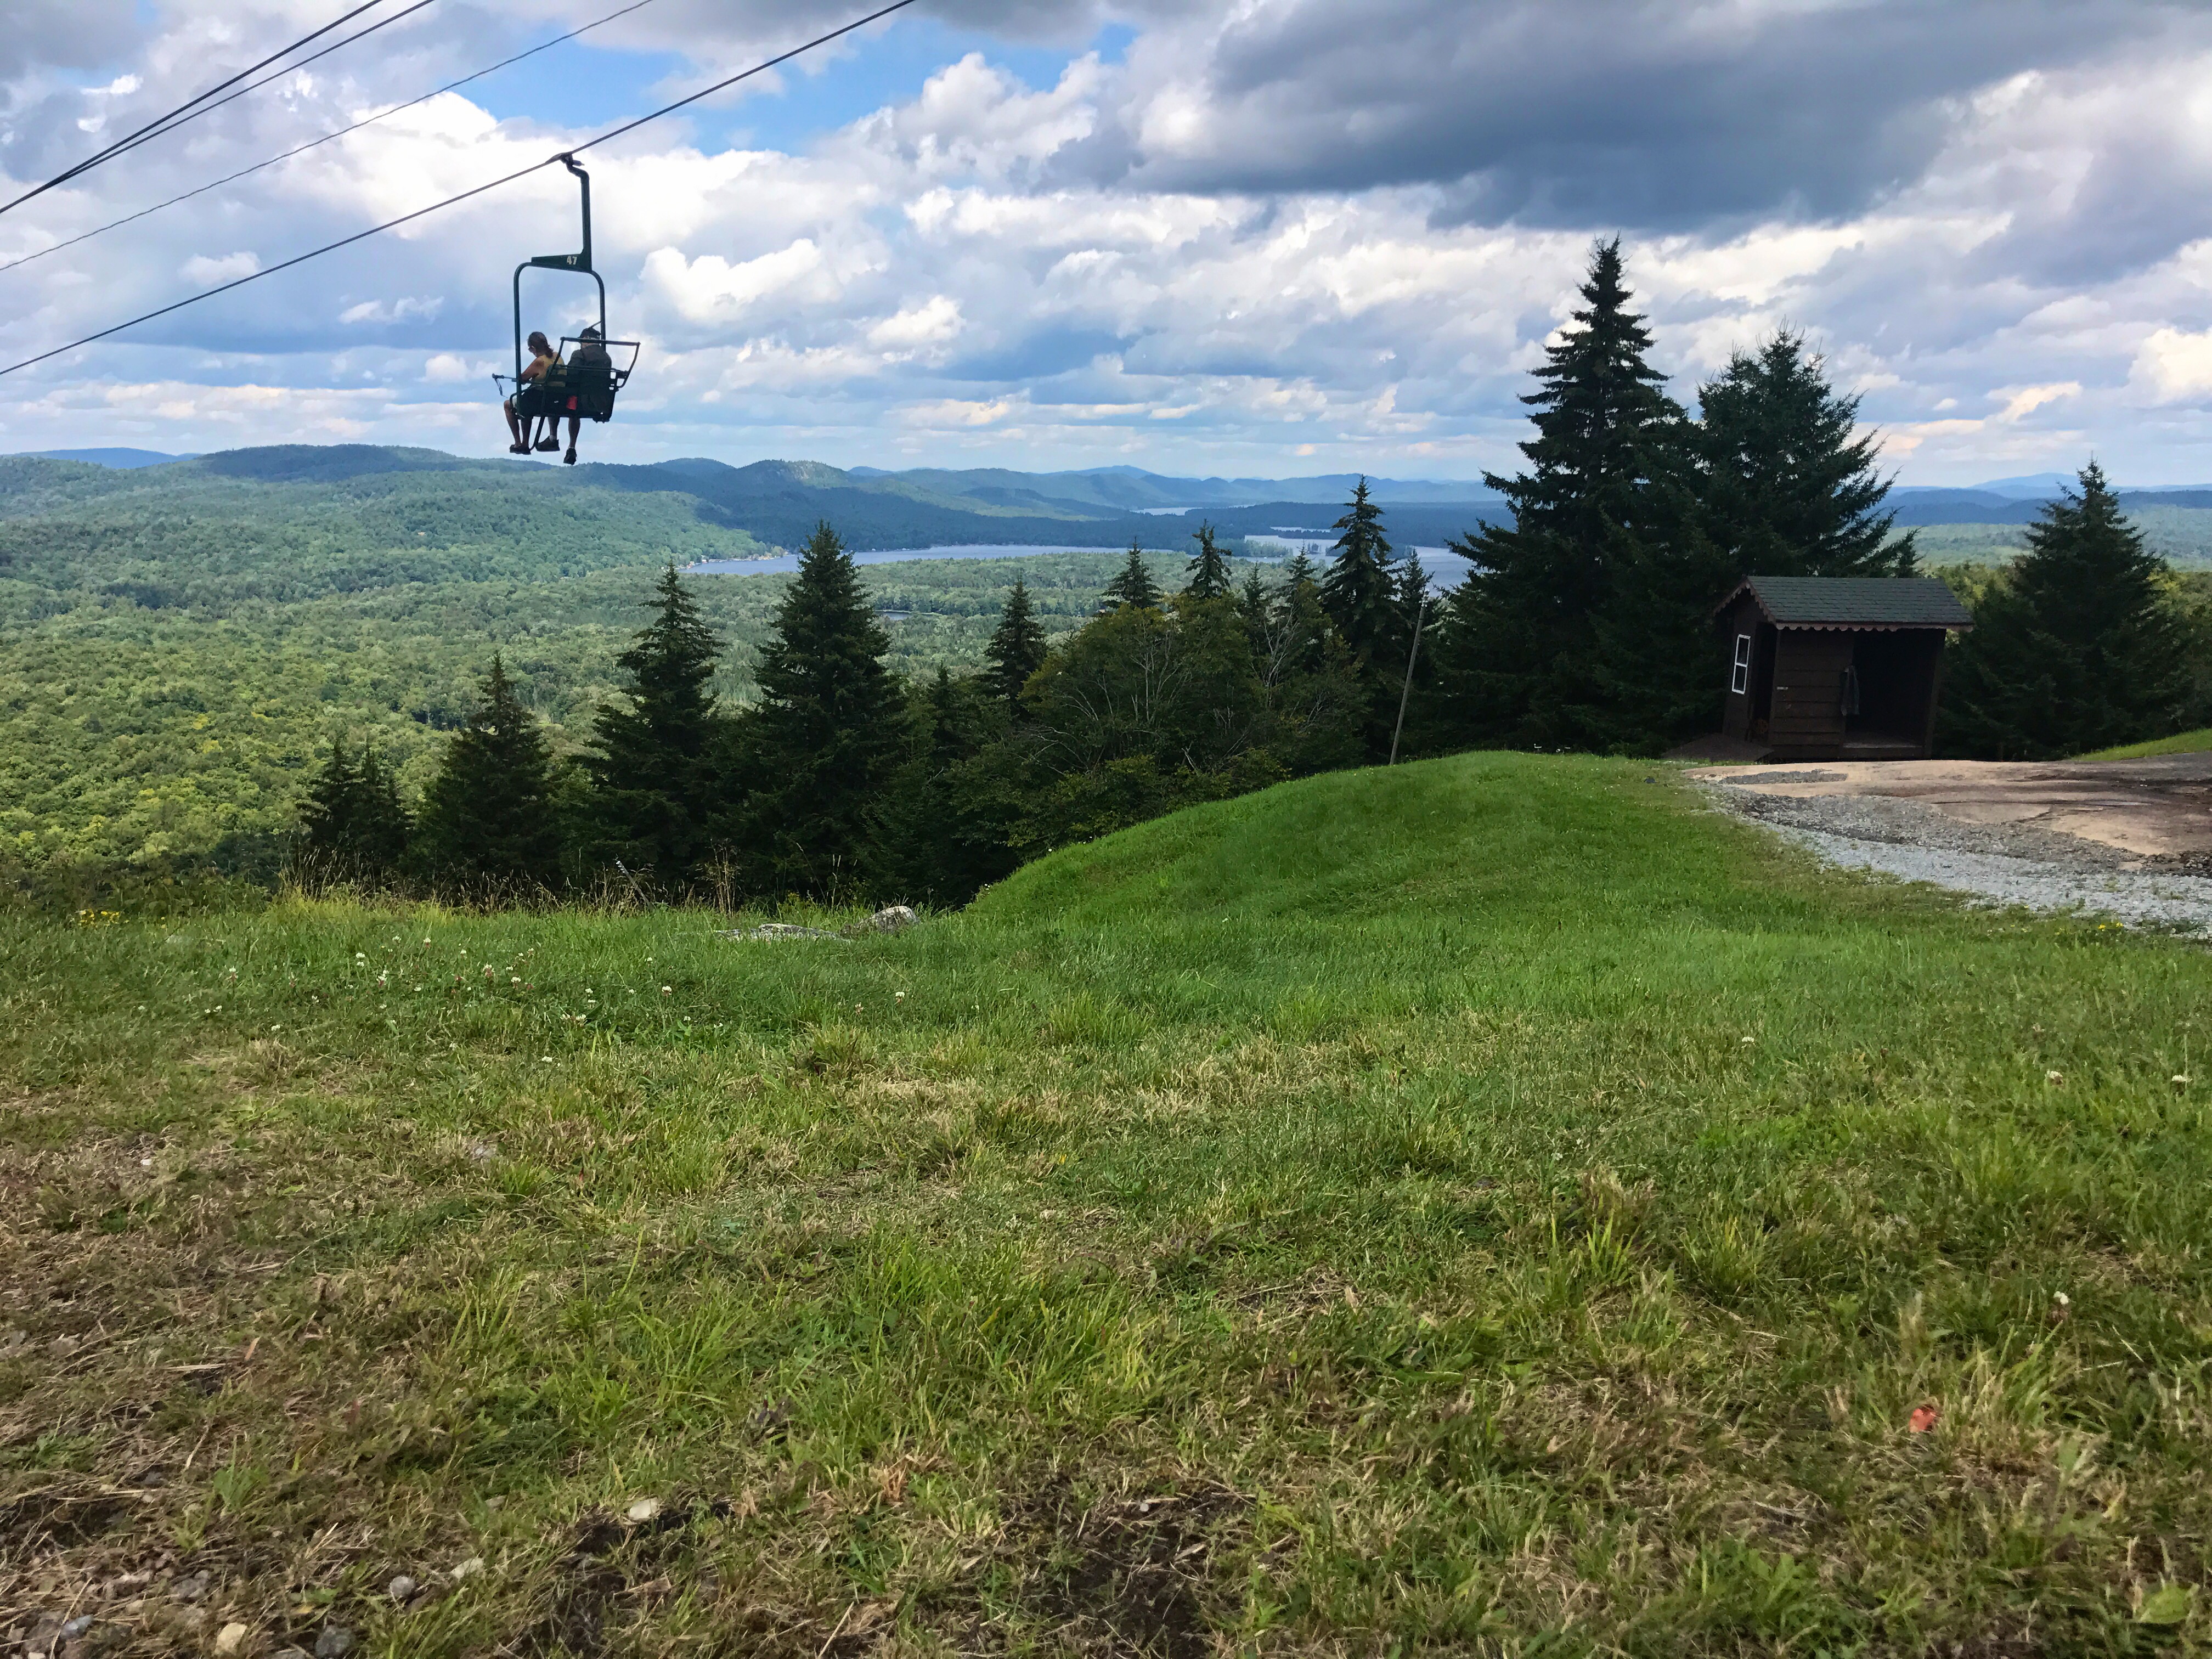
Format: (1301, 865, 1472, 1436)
(7, 0, 2212, 483)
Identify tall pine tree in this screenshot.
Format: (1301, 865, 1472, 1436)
(871, 668, 1018, 906)
(1185, 522, 1233, 600)
(297, 734, 409, 882)
(410, 656, 566, 894)
(585, 565, 722, 888)
(1102, 541, 1163, 610)
(1380, 550, 1438, 759)
(1319, 480, 1395, 666)
(984, 577, 1048, 708)
(737, 521, 907, 897)
(1943, 464, 2190, 758)
(1435, 239, 1695, 751)
(1699, 331, 1914, 579)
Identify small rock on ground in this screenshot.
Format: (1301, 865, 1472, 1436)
(719, 905, 918, 943)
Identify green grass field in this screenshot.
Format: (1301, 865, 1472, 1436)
(4, 754, 2208, 1656)
(2083, 727, 2212, 760)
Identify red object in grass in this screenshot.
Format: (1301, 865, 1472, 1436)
(1908, 1403, 1940, 1434)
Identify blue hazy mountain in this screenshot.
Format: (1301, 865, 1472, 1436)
(25, 447, 198, 468)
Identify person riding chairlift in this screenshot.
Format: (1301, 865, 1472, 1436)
(559, 325, 611, 466)
(503, 331, 560, 455)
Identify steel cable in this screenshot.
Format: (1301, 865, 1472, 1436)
(0, 0, 660, 277)
(0, 0, 919, 379)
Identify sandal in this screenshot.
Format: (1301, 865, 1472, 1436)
(509, 442, 528, 454)
(533, 437, 561, 453)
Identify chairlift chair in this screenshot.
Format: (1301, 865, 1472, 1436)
(492, 155, 639, 441)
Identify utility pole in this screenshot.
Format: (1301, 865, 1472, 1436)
(1388, 591, 1428, 766)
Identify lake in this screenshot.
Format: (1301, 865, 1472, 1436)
(686, 541, 1476, 591)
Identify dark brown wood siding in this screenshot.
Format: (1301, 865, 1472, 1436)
(1765, 631, 1852, 758)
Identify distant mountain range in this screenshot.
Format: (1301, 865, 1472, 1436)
(13, 443, 2212, 543)
(6, 445, 1509, 552)
(30, 447, 201, 469)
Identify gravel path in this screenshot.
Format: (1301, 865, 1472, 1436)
(1706, 781, 2212, 933)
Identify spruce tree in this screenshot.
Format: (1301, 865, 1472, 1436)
(1943, 464, 2190, 758)
(1380, 550, 1437, 758)
(1102, 541, 1163, 610)
(1699, 331, 1914, 578)
(1185, 522, 1233, 600)
(410, 655, 566, 894)
(352, 745, 411, 874)
(1436, 239, 1696, 751)
(741, 521, 907, 896)
(1319, 479, 1396, 666)
(873, 667, 1019, 905)
(298, 735, 359, 869)
(585, 565, 723, 889)
(984, 577, 1048, 708)
(298, 735, 409, 881)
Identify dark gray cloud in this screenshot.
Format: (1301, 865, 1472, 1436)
(0, 0, 138, 83)
(1056, 1, 2210, 230)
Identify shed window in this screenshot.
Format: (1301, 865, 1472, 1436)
(1730, 633, 1753, 695)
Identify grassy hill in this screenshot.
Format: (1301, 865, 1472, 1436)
(4, 754, 2207, 1654)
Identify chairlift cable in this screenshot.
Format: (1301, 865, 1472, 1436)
(0, 0, 662, 278)
(0, 0, 919, 380)
(0, 0, 399, 219)
(70, 0, 445, 182)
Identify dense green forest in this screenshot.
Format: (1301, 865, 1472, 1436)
(0, 455, 1201, 867)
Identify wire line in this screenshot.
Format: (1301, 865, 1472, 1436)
(0, 0, 661, 278)
(0, 0, 398, 218)
(0, 0, 919, 380)
(75, 0, 444, 180)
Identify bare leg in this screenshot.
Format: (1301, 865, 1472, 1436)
(565, 415, 580, 465)
(504, 398, 528, 453)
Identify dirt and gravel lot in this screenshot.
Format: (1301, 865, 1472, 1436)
(1692, 752, 2212, 932)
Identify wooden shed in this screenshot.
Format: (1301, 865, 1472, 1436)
(1715, 575, 1973, 761)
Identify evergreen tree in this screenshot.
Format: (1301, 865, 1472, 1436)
(738, 521, 907, 896)
(1380, 550, 1438, 758)
(352, 746, 411, 873)
(410, 655, 566, 893)
(298, 734, 359, 866)
(871, 668, 1019, 905)
(1319, 479, 1396, 667)
(984, 577, 1049, 708)
(1102, 541, 1163, 610)
(1699, 331, 1915, 578)
(1435, 238, 1696, 751)
(298, 734, 409, 881)
(1943, 464, 2190, 758)
(1276, 551, 1328, 679)
(1238, 567, 1273, 660)
(585, 565, 722, 889)
(1185, 522, 1233, 600)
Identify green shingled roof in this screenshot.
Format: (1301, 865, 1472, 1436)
(1724, 575, 1974, 629)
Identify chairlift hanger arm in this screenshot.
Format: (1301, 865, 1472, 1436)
(511, 155, 606, 382)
